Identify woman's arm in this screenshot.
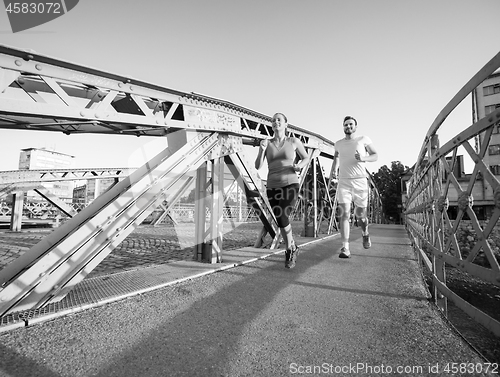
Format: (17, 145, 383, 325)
(255, 139, 269, 169)
(292, 138, 310, 171)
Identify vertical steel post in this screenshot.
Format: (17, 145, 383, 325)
(238, 186, 243, 222)
(205, 157, 224, 263)
(167, 129, 204, 261)
(10, 191, 23, 231)
(304, 162, 314, 237)
(367, 184, 373, 224)
(194, 163, 208, 261)
(312, 157, 318, 237)
(430, 134, 447, 315)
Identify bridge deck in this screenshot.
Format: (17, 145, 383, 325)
(0, 225, 492, 376)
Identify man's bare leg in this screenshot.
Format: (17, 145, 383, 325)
(355, 206, 368, 234)
(338, 203, 352, 257)
(355, 206, 371, 249)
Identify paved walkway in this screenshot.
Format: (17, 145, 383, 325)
(0, 225, 494, 377)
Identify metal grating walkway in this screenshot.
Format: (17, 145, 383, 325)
(0, 236, 335, 331)
(0, 259, 240, 329)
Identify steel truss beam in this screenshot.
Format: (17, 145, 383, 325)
(300, 149, 322, 237)
(33, 186, 76, 217)
(310, 153, 337, 236)
(224, 153, 278, 246)
(0, 168, 136, 185)
(0, 44, 335, 157)
(0, 132, 239, 316)
(0, 167, 137, 230)
(0, 168, 135, 201)
(0, 45, 385, 316)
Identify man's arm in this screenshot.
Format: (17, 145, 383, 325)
(331, 150, 340, 178)
(359, 143, 378, 162)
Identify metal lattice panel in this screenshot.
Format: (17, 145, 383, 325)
(405, 51, 500, 337)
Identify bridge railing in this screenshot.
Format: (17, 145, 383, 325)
(0, 199, 261, 223)
(405, 51, 500, 337)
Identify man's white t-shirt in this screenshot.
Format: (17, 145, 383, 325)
(335, 135, 372, 179)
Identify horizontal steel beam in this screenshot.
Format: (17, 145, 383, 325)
(0, 44, 335, 158)
(0, 168, 136, 184)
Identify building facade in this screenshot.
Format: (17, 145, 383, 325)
(472, 68, 500, 219)
(475, 68, 500, 174)
(402, 69, 500, 221)
(72, 178, 119, 206)
(19, 147, 75, 201)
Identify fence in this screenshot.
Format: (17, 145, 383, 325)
(0, 200, 260, 224)
(405, 51, 500, 337)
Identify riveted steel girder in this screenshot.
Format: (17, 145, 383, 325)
(0, 132, 223, 316)
(0, 44, 386, 317)
(0, 168, 138, 230)
(0, 168, 136, 201)
(224, 153, 278, 242)
(0, 44, 335, 157)
(0, 168, 136, 185)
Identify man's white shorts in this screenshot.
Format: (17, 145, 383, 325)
(336, 178, 369, 208)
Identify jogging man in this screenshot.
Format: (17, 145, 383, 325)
(331, 116, 378, 258)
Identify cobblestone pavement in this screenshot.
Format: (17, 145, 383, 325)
(0, 221, 278, 279)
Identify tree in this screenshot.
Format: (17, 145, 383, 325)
(372, 161, 408, 224)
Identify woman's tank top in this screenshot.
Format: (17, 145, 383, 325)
(266, 137, 299, 188)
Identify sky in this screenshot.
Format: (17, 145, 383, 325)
(1, 0, 500, 177)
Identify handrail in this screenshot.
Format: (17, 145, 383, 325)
(405, 50, 500, 337)
(414, 51, 500, 172)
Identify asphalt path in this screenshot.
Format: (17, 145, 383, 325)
(0, 225, 493, 377)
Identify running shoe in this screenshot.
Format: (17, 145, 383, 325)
(362, 234, 371, 249)
(286, 244, 299, 269)
(339, 247, 351, 259)
(285, 249, 291, 268)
